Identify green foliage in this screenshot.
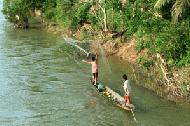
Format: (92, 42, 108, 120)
(154, 0, 190, 23)
(135, 40, 146, 52)
(107, 9, 123, 31)
(70, 3, 92, 29)
(2, 0, 190, 67)
(153, 21, 190, 66)
(3, 0, 30, 22)
(138, 56, 154, 69)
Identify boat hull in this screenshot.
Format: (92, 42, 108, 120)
(90, 80, 134, 111)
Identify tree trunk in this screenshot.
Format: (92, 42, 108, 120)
(98, 0, 108, 31)
(23, 17, 29, 29)
(103, 7, 108, 31)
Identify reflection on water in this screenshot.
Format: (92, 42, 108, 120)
(1, 1, 190, 126)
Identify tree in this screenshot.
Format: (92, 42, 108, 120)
(99, 0, 108, 31)
(3, 0, 31, 28)
(3, 0, 47, 28)
(89, 0, 108, 31)
(154, 0, 190, 23)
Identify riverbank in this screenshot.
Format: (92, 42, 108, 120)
(102, 41, 190, 103)
(101, 39, 190, 102)
(42, 21, 190, 103)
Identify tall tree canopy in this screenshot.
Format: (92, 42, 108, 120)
(2, 0, 190, 66)
(154, 0, 190, 23)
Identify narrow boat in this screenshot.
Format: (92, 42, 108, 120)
(91, 80, 135, 111)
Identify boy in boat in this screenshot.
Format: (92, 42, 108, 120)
(122, 74, 131, 105)
(82, 52, 98, 85)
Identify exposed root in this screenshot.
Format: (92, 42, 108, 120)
(157, 53, 183, 97)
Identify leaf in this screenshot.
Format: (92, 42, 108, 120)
(154, 0, 172, 9)
(171, 0, 190, 23)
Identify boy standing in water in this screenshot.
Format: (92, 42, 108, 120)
(82, 53, 98, 85)
(122, 74, 131, 105)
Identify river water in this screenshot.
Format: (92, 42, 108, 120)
(0, 1, 190, 126)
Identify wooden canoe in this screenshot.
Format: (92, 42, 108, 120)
(91, 81, 135, 111)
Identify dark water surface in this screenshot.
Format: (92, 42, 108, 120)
(0, 1, 190, 126)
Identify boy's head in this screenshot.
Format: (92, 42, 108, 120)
(92, 56, 96, 61)
(122, 74, 127, 80)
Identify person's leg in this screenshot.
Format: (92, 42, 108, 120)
(92, 73, 95, 85)
(126, 96, 130, 104)
(124, 95, 130, 106)
(94, 73, 97, 85)
(96, 72, 98, 83)
(94, 72, 98, 85)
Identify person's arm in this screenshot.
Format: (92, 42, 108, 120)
(82, 60, 91, 64)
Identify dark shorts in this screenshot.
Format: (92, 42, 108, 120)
(92, 72, 98, 78)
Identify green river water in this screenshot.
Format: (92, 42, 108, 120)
(0, 1, 190, 126)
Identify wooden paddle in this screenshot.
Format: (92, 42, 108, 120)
(125, 97, 137, 122)
(130, 107, 137, 122)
